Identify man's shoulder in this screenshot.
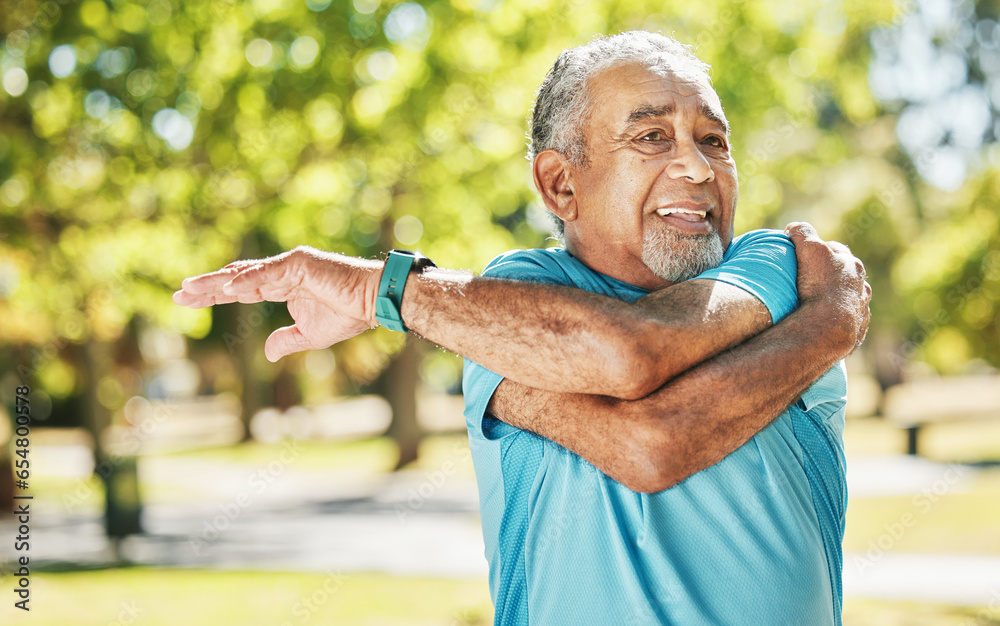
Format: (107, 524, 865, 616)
(480, 247, 598, 291)
(694, 228, 799, 324)
(482, 248, 645, 300)
(482, 247, 574, 278)
(725, 228, 794, 259)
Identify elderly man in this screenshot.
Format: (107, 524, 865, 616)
(176, 31, 869, 625)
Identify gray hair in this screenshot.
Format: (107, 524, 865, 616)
(528, 31, 713, 243)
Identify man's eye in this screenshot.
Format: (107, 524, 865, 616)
(703, 135, 726, 148)
(640, 131, 666, 142)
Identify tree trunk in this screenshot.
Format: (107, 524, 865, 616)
(83, 339, 143, 543)
(273, 364, 300, 413)
(377, 336, 424, 469)
(868, 329, 905, 416)
(229, 235, 266, 442)
(81, 339, 112, 472)
(0, 453, 13, 514)
(226, 302, 263, 442)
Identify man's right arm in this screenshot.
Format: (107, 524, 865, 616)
(174, 224, 867, 403)
(402, 270, 772, 400)
(175, 244, 778, 400)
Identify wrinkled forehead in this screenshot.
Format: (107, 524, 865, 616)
(646, 63, 724, 116)
(591, 61, 729, 132)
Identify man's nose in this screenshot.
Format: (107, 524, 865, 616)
(664, 139, 715, 184)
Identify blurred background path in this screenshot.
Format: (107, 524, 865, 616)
(3, 431, 999, 607)
(2, 449, 488, 578)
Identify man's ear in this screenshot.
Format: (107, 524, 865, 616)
(532, 149, 577, 221)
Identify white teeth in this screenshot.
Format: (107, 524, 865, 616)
(657, 208, 707, 218)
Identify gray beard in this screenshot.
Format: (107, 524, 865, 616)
(642, 225, 725, 282)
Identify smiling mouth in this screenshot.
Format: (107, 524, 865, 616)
(656, 208, 708, 220)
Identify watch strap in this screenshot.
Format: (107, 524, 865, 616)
(375, 250, 434, 332)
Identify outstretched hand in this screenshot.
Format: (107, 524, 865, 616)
(173, 246, 384, 362)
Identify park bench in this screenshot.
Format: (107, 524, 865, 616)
(882, 375, 1000, 456)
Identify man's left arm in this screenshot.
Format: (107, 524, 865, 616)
(483, 225, 867, 492)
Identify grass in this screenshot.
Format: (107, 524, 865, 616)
(839, 417, 1000, 624)
(10, 422, 1000, 624)
(0, 568, 995, 625)
(843, 417, 1000, 556)
(842, 599, 1000, 625)
(0, 568, 493, 625)
(148, 436, 402, 472)
(843, 474, 1000, 555)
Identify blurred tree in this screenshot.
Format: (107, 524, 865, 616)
(860, 0, 1000, 381)
(4, 0, 998, 534)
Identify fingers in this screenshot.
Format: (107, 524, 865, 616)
(786, 222, 872, 352)
(784, 221, 821, 243)
(858, 282, 872, 349)
(789, 223, 851, 260)
(223, 257, 298, 301)
(786, 221, 865, 279)
(174, 252, 300, 308)
(171, 289, 240, 308)
(175, 259, 263, 306)
(264, 325, 317, 362)
(829, 241, 851, 255)
(179, 266, 242, 296)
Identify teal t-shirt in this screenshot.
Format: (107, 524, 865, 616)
(462, 229, 848, 625)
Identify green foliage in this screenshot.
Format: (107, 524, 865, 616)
(1, 0, 997, 405)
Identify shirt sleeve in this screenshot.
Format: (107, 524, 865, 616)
(462, 249, 578, 440)
(695, 229, 799, 324)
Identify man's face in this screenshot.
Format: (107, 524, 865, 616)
(562, 62, 738, 290)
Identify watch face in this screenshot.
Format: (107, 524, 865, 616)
(389, 249, 436, 269)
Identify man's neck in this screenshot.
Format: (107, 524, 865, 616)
(563, 244, 675, 292)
